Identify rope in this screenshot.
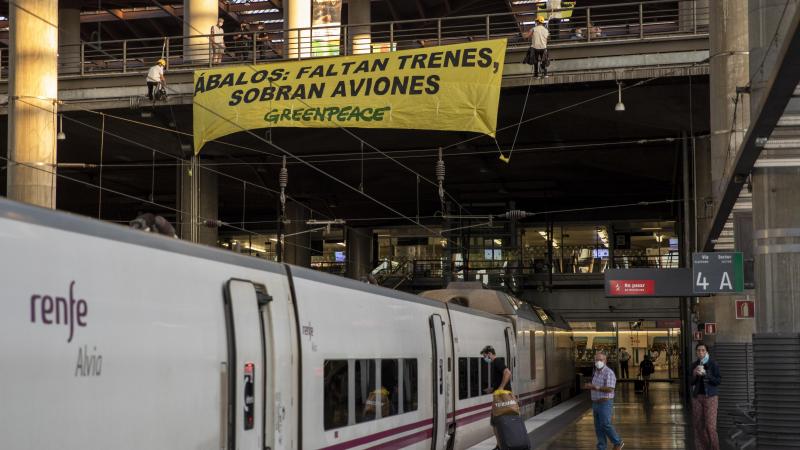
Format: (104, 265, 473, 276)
(97, 114, 105, 219)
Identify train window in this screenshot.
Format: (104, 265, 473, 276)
(469, 357, 480, 397)
(481, 357, 491, 393)
(380, 359, 399, 418)
(458, 358, 468, 399)
(530, 331, 536, 380)
(355, 359, 377, 423)
(402, 359, 418, 412)
(323, 360, 349, 430)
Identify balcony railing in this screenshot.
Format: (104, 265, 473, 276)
(0, 0, 708, 81)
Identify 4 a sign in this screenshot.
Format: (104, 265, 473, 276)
(736, 299, 755, 319)
(693, 331, 703, 341)
(692, 252, 744, 294)
(704, 323, 717, 335)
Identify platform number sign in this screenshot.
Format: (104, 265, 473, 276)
(692, 252, 744, 294)
(704, 323, 717, 335)
(693, 331, 703, 341)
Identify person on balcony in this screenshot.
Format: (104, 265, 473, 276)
(145, 58, 166, 101)
(233, 22, 253, 61)
(523, 16, 550, 78)
(210, 18, 226, 64)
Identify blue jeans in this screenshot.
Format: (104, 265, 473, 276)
(592, 400, 622, 450)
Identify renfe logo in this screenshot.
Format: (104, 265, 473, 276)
(30, 281, 88, 343)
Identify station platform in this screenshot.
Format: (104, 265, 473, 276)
(471, 382, 688, 450)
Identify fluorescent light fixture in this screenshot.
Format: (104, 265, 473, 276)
(336, 242, 346, 247)
(754, 158, 800, 168)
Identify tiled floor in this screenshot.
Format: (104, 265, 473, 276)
(537, 382, 689, 449)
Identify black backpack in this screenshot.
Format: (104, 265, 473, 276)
(642, 360, 655, 376)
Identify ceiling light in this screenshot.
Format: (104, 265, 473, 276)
(615, 82, 625, 112)
(57, 114, 66, 140)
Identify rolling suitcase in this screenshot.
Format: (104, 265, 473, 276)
(634, 377, 645, 394)
(494, 415, 530, 450)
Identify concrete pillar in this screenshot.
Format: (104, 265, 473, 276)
(58, 0, 81, 74)
(179, 156, 218, 245)
(7, 0, 58, 208)
(286, 0, 312, 58)
(283, 202, 311, 266)
(709, 0, 749, 207)
(679, 0, 709, 33)
(752, 168, 800, 333)
(348, 0, 371, 54)
(346, 227, 373, 279)
(183, 0, 218, 63)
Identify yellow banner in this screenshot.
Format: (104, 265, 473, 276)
(192, 39, 507, 153)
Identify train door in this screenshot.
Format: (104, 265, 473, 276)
(224, 279, 272, 450)
(429, 314, 447, 450)
(504, 327, 519, 388)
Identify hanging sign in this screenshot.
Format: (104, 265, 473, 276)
(693, 331, 703, 341)
(605, 268, 692, 297)
(692, 252, 744, 294)
(704, 323, 717, 335)
(736, 299, 755, 319)
(192, 39, 507, 153)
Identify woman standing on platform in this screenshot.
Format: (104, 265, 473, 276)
(690, 343, 722, 450)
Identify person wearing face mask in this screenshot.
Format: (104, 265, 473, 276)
(481, 345, 512, 394)
(480, 346, 513, 450)
(583, 352, 624, 450)
(690, 343, 721, 450)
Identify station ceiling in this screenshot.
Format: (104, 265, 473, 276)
(0, 75, 710, 231)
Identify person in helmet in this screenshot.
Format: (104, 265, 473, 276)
(523, 16, 550, 77)
(146, 58, 167, 101)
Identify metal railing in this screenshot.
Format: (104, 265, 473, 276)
(0, 0, 708, 81)
(310, 261, 346, 275)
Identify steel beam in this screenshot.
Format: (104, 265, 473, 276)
(704, 9, 800, 251)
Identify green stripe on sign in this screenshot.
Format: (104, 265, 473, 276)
(734, 252, 744, 292)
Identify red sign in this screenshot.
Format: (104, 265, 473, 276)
(704, 323, 717, 335)
(693, 331, 703, 341)
(736, 300, 755, 319)
(608, 280, 655, 296)
(656, 320, 682, 328)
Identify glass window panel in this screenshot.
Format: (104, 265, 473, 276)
(323, 360, 349, 430)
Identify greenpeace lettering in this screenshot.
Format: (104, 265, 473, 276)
(192, 40, 507, 153)
(264, 106, 390, 124)
(30, 281, 88, 343)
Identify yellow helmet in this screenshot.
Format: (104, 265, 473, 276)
(535, 16, 545, 23)
(157, 58, 166, 66)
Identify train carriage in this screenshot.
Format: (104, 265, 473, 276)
(0, 197, 575, 450)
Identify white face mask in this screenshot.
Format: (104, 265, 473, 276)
(595, 361, 605, 370)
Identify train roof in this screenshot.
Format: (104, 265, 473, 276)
(420, 282, 544, 325)
(0, 198, 507, 323)
(0, 197, 285, 275)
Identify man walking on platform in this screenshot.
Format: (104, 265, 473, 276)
(584, 352, 624, 450)
(690, 343, 721, 450)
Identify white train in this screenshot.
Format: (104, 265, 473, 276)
(0, 198, 574, 450)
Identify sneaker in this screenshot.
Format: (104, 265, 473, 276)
(613, 442, 624, 450)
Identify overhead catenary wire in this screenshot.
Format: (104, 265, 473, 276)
(54, 108, 331, 221)
(0, 153, 322, 255)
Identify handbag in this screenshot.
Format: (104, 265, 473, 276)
(523, 47, 535, 65)
(492, 390, 520, 417)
